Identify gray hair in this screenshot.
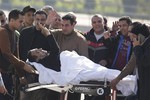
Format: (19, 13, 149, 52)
(91, 14, 104, 23)
(41, 5, 54, 14)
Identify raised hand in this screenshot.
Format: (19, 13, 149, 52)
(104, 30, 111, 39)
(45, 10, 58, 26)
(37, 23, 51, 37)
(112, 21, 119, 32)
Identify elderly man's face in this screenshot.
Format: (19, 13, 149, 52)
(91, 16, 104, 34)
(51, 14, 61, 29)
(30, 48, 49, 60)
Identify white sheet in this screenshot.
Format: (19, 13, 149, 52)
(29, 50, 137, 96)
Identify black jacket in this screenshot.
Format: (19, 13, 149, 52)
(84, 29, 110, 66)
(134, 36, 150, 100)
(19, 26, 60, 71)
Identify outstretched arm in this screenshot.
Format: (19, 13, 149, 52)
(111, 53, 136, 88)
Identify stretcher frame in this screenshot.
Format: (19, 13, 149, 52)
(25, 82, 117, 100)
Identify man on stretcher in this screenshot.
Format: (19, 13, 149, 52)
(27, 47, 137, 96)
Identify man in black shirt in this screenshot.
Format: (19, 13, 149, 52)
(19, 10, 60, 100)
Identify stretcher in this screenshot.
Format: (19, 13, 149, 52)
(24, 80, 118, 100)
(28, 51, 137, 98)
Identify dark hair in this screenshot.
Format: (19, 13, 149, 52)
(131, 21, 150, 38)
(62, 14, 76, 25)
(34, 10, 47, 18)
(8, 9, 23, 21)
(23, 5, 36, 14)
(0, 9, 5, 16)
(27, 51, 37, 62)
(103, 16, 107, 24)
(119, 16, 132, 25)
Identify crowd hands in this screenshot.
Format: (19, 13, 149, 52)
(0, 4, 150, 100)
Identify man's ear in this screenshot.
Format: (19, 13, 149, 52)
(74, 21, 77, 25)
(73, 22, 76, 26)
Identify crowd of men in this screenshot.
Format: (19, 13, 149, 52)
(0, 5, 150, 100)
